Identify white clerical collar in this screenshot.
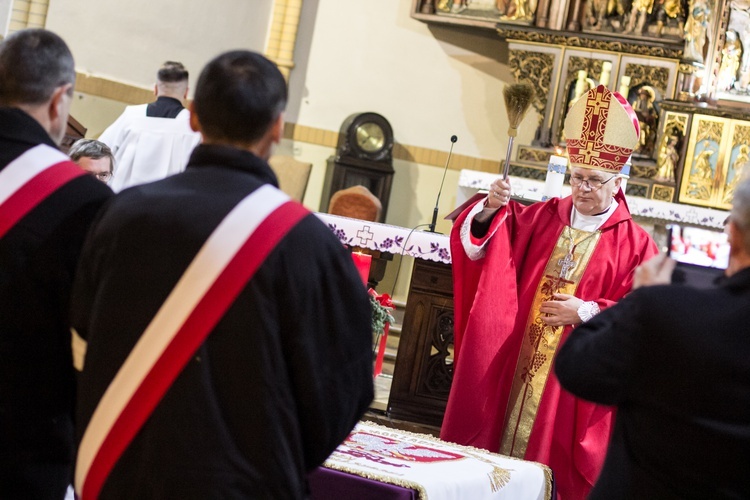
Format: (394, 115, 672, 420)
(570, 200, 618, 232)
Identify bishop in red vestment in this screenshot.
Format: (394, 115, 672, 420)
(441, 85, 658, 499)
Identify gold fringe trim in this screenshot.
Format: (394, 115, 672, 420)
(324, 422, 553, 499)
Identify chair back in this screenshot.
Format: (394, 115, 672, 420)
(268, 155, 313, 202)
(328, 185, 382, 222)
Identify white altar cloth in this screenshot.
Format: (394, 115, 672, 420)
(315, 213, 451, 264)
(323, 421, 552, 500)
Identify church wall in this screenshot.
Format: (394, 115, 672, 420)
(43, 0, 525, 301)
(288, 0, 530, 161)
(0, 0, 13, 36)
(284, 0, 525, 298)
(45, 0, 274, 95)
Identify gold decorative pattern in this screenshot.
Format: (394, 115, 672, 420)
(508, 163, 548, 179)
(652, 185, 675, 201)
(509, 50, 555, 125)
(680, 115, 730, 207)
(731, 124, 750, 149)
(718, 122, 750, 208)
(500, 227, 601, 458)
(497, 28, 683, 59)
(625, 183, 648, 198)
(663, 112, 688, 137)
(698, 121, 725, 147)
(624, 63, 670, 95)
(517, 146, 554, 164)
(630, 163, 658, 178)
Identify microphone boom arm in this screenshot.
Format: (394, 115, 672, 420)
(429, 135, 458, 233)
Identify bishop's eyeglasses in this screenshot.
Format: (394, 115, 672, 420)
(569, 174, 617, 191)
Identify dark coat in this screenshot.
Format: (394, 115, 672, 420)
(556, 268, 750, 499)
(73, 144, 374, 499)
(0, 107, 112, 498)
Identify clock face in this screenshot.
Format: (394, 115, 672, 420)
(339, 112, 393, 162)
(356, 122, 386, 153)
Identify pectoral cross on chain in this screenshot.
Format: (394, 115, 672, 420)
(557, 250, 577, 280)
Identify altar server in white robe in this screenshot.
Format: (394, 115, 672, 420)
(99, 61, 201, 192)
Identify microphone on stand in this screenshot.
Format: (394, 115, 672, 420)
(428, 135, 458, 233)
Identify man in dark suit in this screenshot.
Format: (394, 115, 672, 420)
(556, 177, 750, 498)
(73, 50, 373, 499)
(0, 29, 112, 499)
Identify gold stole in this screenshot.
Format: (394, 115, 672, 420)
(499, 226, 601, 457)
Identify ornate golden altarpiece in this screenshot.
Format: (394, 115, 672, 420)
(411, 0, 750, 210)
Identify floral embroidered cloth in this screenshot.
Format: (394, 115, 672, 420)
(316, 213, 450, 264)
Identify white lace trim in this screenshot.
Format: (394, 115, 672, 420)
(460, 198, 496, 261)
(577, 301, 601, 323)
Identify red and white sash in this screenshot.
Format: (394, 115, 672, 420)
(0, 144, 87, 238)
(75, 184, 309, 499)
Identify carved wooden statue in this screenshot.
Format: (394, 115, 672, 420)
(683, 0, 712, 64)
(624, 0, 654, 34)
(655, 133, 680, 181)
(717, 30, 742, 91)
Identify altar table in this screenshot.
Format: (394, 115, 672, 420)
(309, 421, 553, 500)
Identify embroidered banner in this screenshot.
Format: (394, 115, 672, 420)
(324, 421, 552, 500)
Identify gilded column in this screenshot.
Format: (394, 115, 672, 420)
(266, 0, 304, 81)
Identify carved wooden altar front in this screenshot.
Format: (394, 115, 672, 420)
(388, 258, 455, 428)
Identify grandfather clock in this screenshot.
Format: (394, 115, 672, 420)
(320, 112, 395, 222)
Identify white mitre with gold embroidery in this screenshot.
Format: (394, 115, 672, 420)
(564, 84, 640, 174)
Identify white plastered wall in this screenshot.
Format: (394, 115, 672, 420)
(42, 0, 530, 300)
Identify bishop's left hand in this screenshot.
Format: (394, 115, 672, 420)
(539, 293, 584, 327)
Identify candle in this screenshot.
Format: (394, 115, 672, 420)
(619, 156, 632, 195)
(600, 61, 612, 87)
(542, 155, 567, 201)
(351, 251, 372, 286)
(618, 75, 631, 97)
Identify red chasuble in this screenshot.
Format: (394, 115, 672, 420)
(441, 194, 657, 500)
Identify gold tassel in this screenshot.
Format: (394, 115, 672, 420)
(488, 465, 512, 492)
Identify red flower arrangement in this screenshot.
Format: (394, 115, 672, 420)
(368, 288, 394, 337)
